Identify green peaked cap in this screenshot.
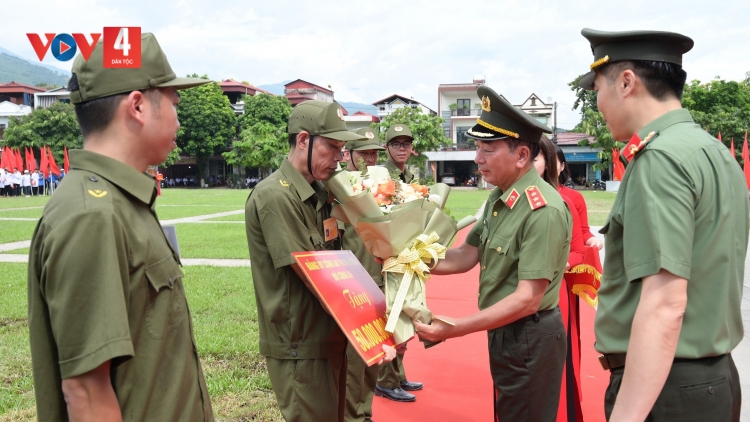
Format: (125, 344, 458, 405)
(287, 100, 365, 142)
(70, 32, 210, 104)
(465, 85, 551, 143)
(385, 124, 414, 144)
(346, 128, 385, 151)
(578, 28, 694, 90)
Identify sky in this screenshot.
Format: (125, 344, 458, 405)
(3, 0, 749, 130)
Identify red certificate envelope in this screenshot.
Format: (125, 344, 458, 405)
(293, 250, 395, 365)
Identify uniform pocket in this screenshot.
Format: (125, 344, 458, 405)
(485, 236, 511, 280)
(145, 255, 185, 339)
(600, 221, 624, 279)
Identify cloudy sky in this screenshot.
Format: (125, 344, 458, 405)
(3, 0, 749, 129)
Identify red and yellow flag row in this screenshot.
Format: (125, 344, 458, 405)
(0, 145, 69, 177)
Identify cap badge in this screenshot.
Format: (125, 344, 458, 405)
(481, 96, 491, 112)
(87, 189, 108, 198)
(590, 55, 611, 71)
(365, 131, 374, 139)
(336, 108, 345, 120)
(394, 126, 403, 132)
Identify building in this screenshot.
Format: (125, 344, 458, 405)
(556, 132, 603, 184)
(218, 79, 274, 115)
(34, 87, 70, 109)
(0, 101, 33, 139)
(284, 79, 334, 106)
(343, 111, 380, 131)
(372, 94, 436, 118)
(0, 82, 48, 108)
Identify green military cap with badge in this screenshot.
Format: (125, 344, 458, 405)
(385, 124, 414, 144)
(466, 85, 552, 143)
(288, 101, 366, 142)
(346, 128, 385, 151)
(578, 28, 694, 90)
(69, 32, 210, 104)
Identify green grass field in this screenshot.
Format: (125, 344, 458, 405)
(0, 186, 614, 420)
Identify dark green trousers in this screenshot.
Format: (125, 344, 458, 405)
(488, 308, 566, 422)
(377, 349, 406, 389)
(605, 353, 741, 421)
(345, 343, 380, 422)
(266, 351, 347, 422)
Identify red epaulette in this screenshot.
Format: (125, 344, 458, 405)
(525, 186, 546, 210)
(622, 131, 657, 163)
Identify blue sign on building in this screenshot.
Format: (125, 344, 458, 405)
(564, 152, 599, 163)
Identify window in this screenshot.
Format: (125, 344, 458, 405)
(0, 123, 5, 139)
(530, 97, 537, 106)
(457, 99, 470, 116)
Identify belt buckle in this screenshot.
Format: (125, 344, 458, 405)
(598, 355, 610, 370)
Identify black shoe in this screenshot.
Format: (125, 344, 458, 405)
(399, 379, 423, 391)
(374, 385, 416, 402)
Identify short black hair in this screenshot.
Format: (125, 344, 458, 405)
(601, 60, 687, 101)
(69, 74, 161, 138)
(505, 138, 540, 162)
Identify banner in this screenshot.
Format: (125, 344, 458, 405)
(292, 250, 395, 365)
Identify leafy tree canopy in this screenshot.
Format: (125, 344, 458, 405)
(372, 106, 453, 168)
(2, 101, 81, 163)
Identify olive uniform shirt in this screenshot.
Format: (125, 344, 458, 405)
(595, 109, 749, 358)
(466, 168, 571, 311)
(384, 158, 414, 183)
(245, 159, 347, 360)
(27, 150, 212, 421)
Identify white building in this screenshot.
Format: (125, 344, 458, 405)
(372, 94, 436, 118)
(0, 101, 32, 139)
(343, 111, 380, 131)
(34, 87, 71, 109)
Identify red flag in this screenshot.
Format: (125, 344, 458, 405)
(26, 147, 36, 172)
(0, 146, 7, 169)
(730, 137, 736, 160)
(47, 147, 61, 177)
(612, 148, 625, 181)
(64, 146, 70, 173)
(13, 148, 23, 171)
(39, 146, 49, 177)
(743, 132, 750, 190)
(718, 132, 722, 144)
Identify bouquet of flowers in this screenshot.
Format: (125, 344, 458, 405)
(326, 167, 476, 345)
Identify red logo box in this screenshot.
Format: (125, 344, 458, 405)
(103, 27, 141, 68)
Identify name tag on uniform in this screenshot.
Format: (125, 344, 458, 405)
(324, 218, 339, 242)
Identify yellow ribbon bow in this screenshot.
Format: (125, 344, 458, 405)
(382, 232, 447, 334)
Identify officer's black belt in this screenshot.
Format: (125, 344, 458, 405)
(599, 352, 729, 371)
(516, 306, 559, 323)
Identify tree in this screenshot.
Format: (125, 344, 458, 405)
(682, 72, 750, 162)
(568, 74, 624, 173)
(372, 106, 453, 169)
(2, 101, 82, 164)
(176, 74, 236, 180)
(223, 93, 293, 176)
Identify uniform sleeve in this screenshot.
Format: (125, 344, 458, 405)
(622, 151, 695, 281)
(518, 206, 571, 281)
(41, 210, 133, 379)
(256, 193, 317, 269)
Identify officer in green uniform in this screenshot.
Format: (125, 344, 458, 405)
(375, 123, 425, 402)
(415, 85, 571, 421)
(578, 29, 747, 421)
(27, 33, 213, 421)
(341, 127, 386, 422)
(246, 101, 395, 422)
(383, 124, 415, 183)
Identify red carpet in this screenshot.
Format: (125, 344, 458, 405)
(373, 226, 610, 421)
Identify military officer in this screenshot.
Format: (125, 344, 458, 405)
(579, 29, 746, 421)
(341, 127, 386, 422)
(383, 124, 415, 183)
(246, 101, 395, 422)
(27, 33, 213, 421)
(415, 85, 571, 421)
(375, 122, 424, 402)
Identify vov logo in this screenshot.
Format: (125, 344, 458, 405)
(26, 27, 141, 68)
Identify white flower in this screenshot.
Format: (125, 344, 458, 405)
(427, 194, 442, 205)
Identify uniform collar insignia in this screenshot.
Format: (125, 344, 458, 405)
(280, 180, 290, 187)
(622, 130, 657, 163)
(504, 188, 520, 209)
(525, 186, 547, 210)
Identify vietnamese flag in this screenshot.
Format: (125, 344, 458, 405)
(47, 146, 61, 177)
(743, 131, 750, 189)
(63, 146, 70, 173)
(612, 148, 625, 181)
(39, 146, 49, 177)
(730, 137, 736, 161)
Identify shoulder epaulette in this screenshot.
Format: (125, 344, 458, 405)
(525, 186, 547, 210)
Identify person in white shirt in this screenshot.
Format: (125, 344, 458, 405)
(12, 168, 22, 197)
(0, 169, 8, 197)
(31, 170, 40, 196)
(22, 170, 31, 197)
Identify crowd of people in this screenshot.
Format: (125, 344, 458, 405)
(0, 168, 64, 197)
(23, 28, 747, 422)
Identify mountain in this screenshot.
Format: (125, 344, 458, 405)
(0, 52, 70, 87)
(0, 46, 71, 77)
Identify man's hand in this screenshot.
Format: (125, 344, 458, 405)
(413, 315, 456, 342)
(375, 344, 398, 365)
(62, 360, 122, 422)
(585, 237, 604, 250)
